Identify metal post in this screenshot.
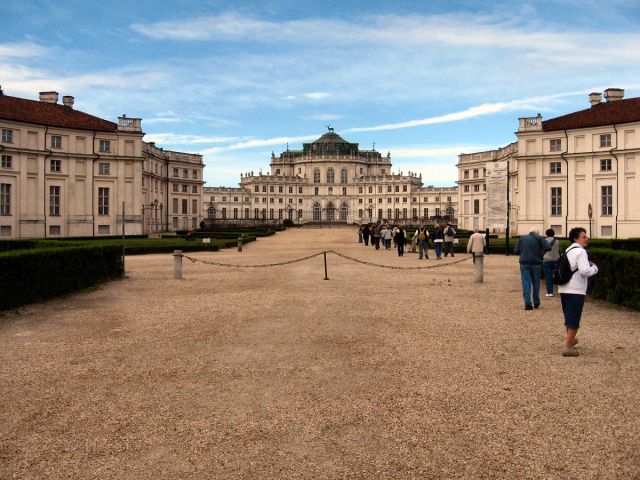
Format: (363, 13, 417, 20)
(237, 235, 243, 252)
(484, 228, 490, 255)
(323, 251, 329, 280)
(474, 254, 484, 283)
(173, 250, 183, 279)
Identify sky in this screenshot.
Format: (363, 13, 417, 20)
(2, 0, 640, 187)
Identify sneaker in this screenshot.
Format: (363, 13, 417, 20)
(545, 293, 554, 297)
(525, 305, 533, 311)
(562, 347, 580, 357)
(534, 303, 540, 309)
(572, 338, 579, 346)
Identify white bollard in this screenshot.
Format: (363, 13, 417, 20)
(174, 250, 183, 279)
(474, 254, 484, 283)
(237, 236, 243, 252)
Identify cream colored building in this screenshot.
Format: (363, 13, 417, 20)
(0, 89, 205, 238)
(204, 131, 458, 225)
(458, 88, 640, 238)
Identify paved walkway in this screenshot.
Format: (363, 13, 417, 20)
(1, 228, 639, 479)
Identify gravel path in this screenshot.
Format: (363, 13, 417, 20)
(1, 227, 639, 479)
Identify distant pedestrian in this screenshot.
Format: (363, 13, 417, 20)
(559, 227, 598, 357)
(514, 228, 551, 310)
(543, 228, 560, 297)
(383, 225, 393, 249)
(414, 225, 429, 259)
(362, 224, 370, 246)
(443, 223, 456, 257)
(373, 224, 382, 250)
(466, 227, 485, 263)
(433, 224, 444, 259)
(395, 226, 405, 256)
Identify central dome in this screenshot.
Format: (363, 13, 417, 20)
(312, 131, 349, 144)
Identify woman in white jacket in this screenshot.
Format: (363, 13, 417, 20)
(558, 227, 598, 357)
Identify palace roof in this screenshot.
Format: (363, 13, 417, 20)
(543, 97, 640, 132)
(0, 93, 117, 132)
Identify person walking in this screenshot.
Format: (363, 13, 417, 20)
(433, 224, 444, 259)
(373, 223, 382, 250)
(466, 227, 485, 263)
(443, 223, 456, 257)
(559, 227, 598, 357)
(414, 225, 429, 259)
(383, 225, 393, 250)
(362, 224, 370, 246)
(514, 228, 551, 310)
(543, 228, 560, 297)
(395, 226, 405, 256)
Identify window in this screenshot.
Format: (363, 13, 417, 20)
(270, 185, 274, 193)
(402, 197, 407, 203)
(395, 186, 399, 193)
(98, 225, 110, 234)
(473, 184, 480, 192)
(342, 187, 347, 195)
(447, 197, 452, 202)
(601, 186, 613, 215)
(173, 184, 178, 192)
(182, 185, 188, 193)
(98, 162, 110, 175)
(183, 169, 188, 179)
(473, 199, 480, 214)
(600, 159, 612, 171)
(278, 186, 283, 193)
(326, 168, 335, 184)
(192, 199, 197, 214)
(192, 186, 198, 193)
(435, 197, 440, 201)
(358, 187, 363, 193)
(222, 208, 227, 219)
(233, 208, 238, 219)
(50, 160, 61, 172)
(313, 169, 321, 183)
(182, 199, 188, 214)
(388, 186, 392, 193)
(49, 186, 60, 216)
(551, 187, 562, 215)
(255, 185, 259, 192)
(98, 187, 109, 215)
(473, 169, 479, 178)
(368, 186, 373, 194)
(288, 186, 293, 194)
(328, 187, 333, 195)
(173, 198, 179, 213)
(1, 184, 11, 215)
(262, 185, 267, 193)
(341, 169, 348, 184)
(275, 169, 280, 175)
(464, 170, 469, 179)
(600, 134, 611, 148)
(1, 155, 11, 168)
(192, 171, 198, 179)
(314, 187, 319, 196)
(99, 140, 111, 152)
(51, 135, 62, 148)
(423, 208, 428, 218)
(550, 162, 561, 174)
(550, 138, 561, 152)
(173, 168, 179, 177)
(403, 185, 407, 192)
(298, 187, 303, 194)
(49, 225, 60, 236)
(1, 129, 13, 143)
(424, 197, 428, 202)
(464, 185, 470, 192)
(435, 208, 441, 216)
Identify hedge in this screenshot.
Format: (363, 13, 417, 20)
(0, 245, 124, 310)
(587, 248, 640, 310)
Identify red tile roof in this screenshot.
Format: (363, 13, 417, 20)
(0, 94, 117, 132)
(543, 97, 640, 132)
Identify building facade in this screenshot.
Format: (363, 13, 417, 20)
(458, 88, 640, 238)
(0, 89, 205, 238)
(204, 131, 458, 225)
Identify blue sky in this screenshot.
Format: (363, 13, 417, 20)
(2, 0, 640, 187)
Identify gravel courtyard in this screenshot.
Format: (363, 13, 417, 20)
(1, 227, 639, 479)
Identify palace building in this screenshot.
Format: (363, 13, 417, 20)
(458, 88, 640, 238)
(203, 131, 458, 225)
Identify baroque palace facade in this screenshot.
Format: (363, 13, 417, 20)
(203, 131, 457, 225)
(458, 88, 640, 238)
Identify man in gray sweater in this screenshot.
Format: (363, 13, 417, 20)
(514, 228, 551, 310)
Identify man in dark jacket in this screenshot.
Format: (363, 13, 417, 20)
(514, 228, 551, 310)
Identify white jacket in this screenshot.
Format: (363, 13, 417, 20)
(558, 243, 598, 295)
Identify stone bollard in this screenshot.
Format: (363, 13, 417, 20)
(237, 236, 243, 252)
(358, 232, 363, 243)
(474, 253, 484, 283)
(174, 250, 182, 279)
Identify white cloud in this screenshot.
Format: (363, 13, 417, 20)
(390, 146, 492, 158)
(302, 92, 330, 100)
(304, 114, 343, 121)
(199, 134, 319, 155)
(0, 41, 47, 59)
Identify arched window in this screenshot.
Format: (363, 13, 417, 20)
(326, 168, 335, 184)
(340, 168, 348, 184)
(446, 207, 455, 216)
(313, 202, 321, 221)
(313, 169, 321, 183)
(340, 203, 348, 221)
(326, 202, 335, 221)
(207, 207, 216, 219)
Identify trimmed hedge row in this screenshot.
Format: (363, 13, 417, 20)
(0, 245, 124, 310)
(587, 248, 640, 311)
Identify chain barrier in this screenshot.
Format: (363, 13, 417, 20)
(181, 250, 471, 270)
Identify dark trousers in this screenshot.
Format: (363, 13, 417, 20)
(443, 241, 454, 257)
(397, 241, 404, 256)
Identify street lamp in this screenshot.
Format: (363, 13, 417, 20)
(141, 199, 159, 233)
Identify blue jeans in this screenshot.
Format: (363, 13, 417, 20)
(434, 242, 443, 258)
(520, 264, 541, 306)
(543, 260, 556, 295)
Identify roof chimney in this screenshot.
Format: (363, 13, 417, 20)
(589, 92, 601, 107)
(604, 88, 624, 102)
(62, 96, 75, 108)
(39, 91, 59, 103)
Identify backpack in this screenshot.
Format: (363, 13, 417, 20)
(418, 229, 426, 241)
(552, 246, 579, 285)
(446, 226, 455, 237)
